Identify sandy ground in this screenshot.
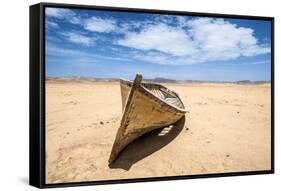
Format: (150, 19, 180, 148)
(45, 81, 271, 184)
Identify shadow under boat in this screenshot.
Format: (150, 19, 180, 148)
(109, 116, 186, 170)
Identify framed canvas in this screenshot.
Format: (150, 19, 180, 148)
(29, 2, 274, 188)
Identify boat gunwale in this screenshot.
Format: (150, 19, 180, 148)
(120, 78, 187, 113)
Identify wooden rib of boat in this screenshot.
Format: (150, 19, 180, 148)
(108, 74, 187, 164)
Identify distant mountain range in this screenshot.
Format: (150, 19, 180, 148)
(46, 76, 270, 84)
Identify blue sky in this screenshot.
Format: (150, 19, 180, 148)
(45, 7, 271, 81)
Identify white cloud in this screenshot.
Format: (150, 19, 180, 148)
(46, 43, 83, 56)
(61, 32, 94, 46)
(46, 43, 131, 62)
(155, 15, 175, 25)
(117, 23, 197, 56)
(187, 18, 270, 61)
(246, 60, 270, 65)
(70, 16, 82, 25)
(175, 16, 189, 28)
(84, 17, 117, 33)
(45, 7, 82, 27)
(132, 51, 173, 65)
(117, 18, 270, 65)
(45, 8, 75, 19)
(46, 20, 59, 29)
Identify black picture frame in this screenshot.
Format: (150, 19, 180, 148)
(30, 2, 275, 189)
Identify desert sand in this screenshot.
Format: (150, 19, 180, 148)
(45, 80, 271, 184)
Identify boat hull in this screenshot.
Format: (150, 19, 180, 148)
(108, 74, 186, 164)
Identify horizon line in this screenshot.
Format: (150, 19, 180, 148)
(46, 76, 271, 83)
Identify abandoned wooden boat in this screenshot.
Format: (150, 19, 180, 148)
(108, 74, 187, 164)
